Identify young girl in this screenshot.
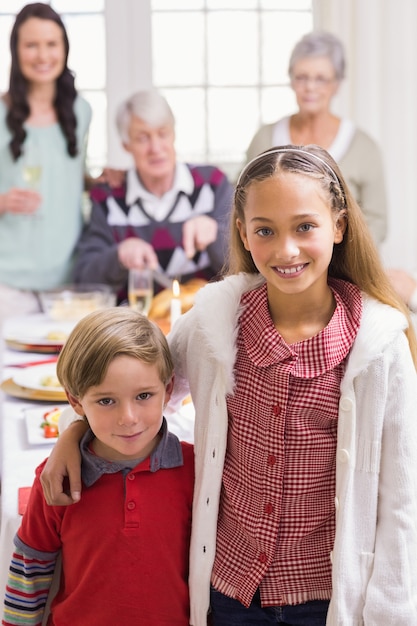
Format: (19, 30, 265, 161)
(40, 145, 417, 625)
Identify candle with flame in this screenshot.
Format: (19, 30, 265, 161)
(170, 279, 182, 328)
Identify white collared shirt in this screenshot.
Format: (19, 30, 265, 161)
(125, 163, 194, 222)
(272, 116, 355, 162)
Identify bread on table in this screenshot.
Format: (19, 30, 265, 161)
(148, 278, 207, 320)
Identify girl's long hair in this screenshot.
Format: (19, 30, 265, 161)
(228, 144, 417, 365)
(6, 2, 77, 160)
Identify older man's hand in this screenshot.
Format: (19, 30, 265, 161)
(182, 215, 218, 259)
(96, 167, 126, 188)
(118, 237, 159, 270)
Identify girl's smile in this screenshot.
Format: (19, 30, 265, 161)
(274, 263, 308, 277)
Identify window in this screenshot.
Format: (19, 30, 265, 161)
(0, 0, 106, 173)
(0, 1, 313, 179)
(151, 0, 313, 179)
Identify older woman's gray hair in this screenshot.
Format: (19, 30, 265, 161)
(116, 89, 175, 142)
(288, 31, 346, 81)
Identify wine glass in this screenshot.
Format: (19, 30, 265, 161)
(22, 163, 42, 190)
(128, 268, 154, 316)
(22, 140, 42, 192)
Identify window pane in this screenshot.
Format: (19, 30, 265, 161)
(207, 0, 257, 8)
(153, 13, 205, 85)
(0, 16, 14, 93)
(64, 15, 106, 90)
(262, 12, 313, 84)
(261, 0, 311, 8)
(52, 0, 104, 11)
(0, 1, 105, 14)
(261, 86, 298, 124)
(208, 88, 258, 162)
(161, 88, 206, 163)
(152, 2, 313, 174)
(152, 0, 204, 9)
(207, 12, 258, 85)
(0, 1, 26, 13)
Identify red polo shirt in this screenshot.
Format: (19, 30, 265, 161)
(10, 422, 194, 625)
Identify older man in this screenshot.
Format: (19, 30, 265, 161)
(73, 89, 233, 299)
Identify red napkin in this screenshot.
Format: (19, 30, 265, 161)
(18, 487, 32, 515)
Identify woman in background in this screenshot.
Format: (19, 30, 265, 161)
(246, 31, 387, 247)
(0, 2, 92, 323)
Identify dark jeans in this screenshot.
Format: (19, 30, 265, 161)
(210, 587, 329, 626)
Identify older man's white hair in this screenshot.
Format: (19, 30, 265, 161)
(116, 89, 175, 142)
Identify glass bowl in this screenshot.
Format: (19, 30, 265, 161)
(39, 284, 117, 321)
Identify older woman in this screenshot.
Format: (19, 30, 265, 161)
(74, 89, 233, 300)
(246, 31, 387, 246)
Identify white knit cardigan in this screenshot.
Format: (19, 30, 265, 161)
(168, 273, 417, 626)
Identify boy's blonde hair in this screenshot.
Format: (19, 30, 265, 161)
(228, 144, 417, 366)
(57, 308, 174, 398)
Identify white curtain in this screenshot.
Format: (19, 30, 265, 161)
(313, 0, 417, 271)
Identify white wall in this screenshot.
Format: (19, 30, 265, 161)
(104, 0, 152, 169)
(314, 0, 417, 272)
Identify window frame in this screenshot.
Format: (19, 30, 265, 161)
(0, 0, 313, 177)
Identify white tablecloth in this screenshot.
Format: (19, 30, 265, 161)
(0, 336, 56, 602)
(0, 313, 195, 608)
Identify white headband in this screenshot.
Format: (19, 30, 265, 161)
(236, 147, 341, 187)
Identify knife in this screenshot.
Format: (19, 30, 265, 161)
(153, 268, 174, 290)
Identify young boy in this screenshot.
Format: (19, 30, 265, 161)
(2, 309, 194, 626)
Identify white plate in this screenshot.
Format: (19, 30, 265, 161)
(24, 406, 67, 445)
(13, 363, 63, 393)
(5, 317, 75, 346)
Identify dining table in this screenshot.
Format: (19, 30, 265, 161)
(0, 311, 194, 620)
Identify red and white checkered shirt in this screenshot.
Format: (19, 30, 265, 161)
(211, 278, 362, 608)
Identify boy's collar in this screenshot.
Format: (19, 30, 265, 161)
(80, 417, 184, 487)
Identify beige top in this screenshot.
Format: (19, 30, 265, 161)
(245, 117, 387, 246)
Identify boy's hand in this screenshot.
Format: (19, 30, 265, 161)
(40, 421, 87, 505)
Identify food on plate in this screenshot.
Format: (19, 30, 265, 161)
(45, 330, 68, 341)
(148, 278, 207, 320)
(40, 374, 62, 388)
(40, 407, 61, 438)
(43, 423, 58, 438)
